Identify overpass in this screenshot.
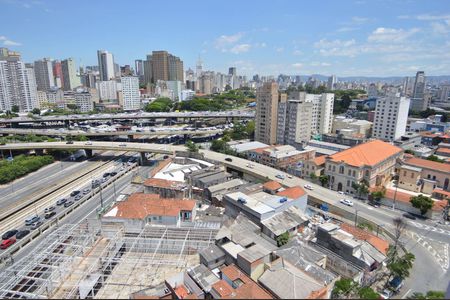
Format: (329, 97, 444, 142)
(0, 110, 255, 124)
(0, 141, 406, 236)
(0, 128, 224, 137)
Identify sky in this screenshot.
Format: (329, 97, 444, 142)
(1, 0, 450, 77)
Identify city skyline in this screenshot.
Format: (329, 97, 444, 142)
(1, 0, 450, 77)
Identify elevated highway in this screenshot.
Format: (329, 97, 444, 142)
(0, 128, 223, 137)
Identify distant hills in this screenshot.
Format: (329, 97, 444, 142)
(296, 74, 450, 84)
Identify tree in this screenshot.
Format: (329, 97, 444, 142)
(319, 175, 329, 187)
(310, 172, 317, 180)
(408, 291, 445, 299)
(426, 155, 445, 163)
(358, 287, 380, 299)
(352, 180, 369, 199)
(31, 108, 41, 115)
(11, 105, 19, 113)
(404, 149, 415, 155)
(331, 278, 358, 299)
(386, 249, 415, 281)
(392, 217, 407, 251)
(67, 104, 78, 111)
(276, 231, 289, 247)
(185, 140, 199, 153)
(410, 194, 433, 215)
(245, 120, 255, 139)
(144, 97, 173, 112)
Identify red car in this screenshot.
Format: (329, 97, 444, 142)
(0, 238, 16, 249)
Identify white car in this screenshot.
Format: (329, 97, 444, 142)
(85, 141, 92, 145)
(275, 174, 285, 180)
(340, 199, 354, 207)
(338, 191, 345, 195)
(304, 184, 313, 190)
(287, 174, 293, 179)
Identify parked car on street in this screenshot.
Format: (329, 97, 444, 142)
(2, 230, 18, 240)
(340, 199, 354, 207)
(16, 230, 30, 239)
(0, 238, 16, 249)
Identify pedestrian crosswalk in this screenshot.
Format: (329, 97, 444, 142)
(408, 221, 450, 236)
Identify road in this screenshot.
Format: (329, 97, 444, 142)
(0, 109, 255, 124)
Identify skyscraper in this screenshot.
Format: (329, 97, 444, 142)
(372, 94, 410, 141)
(121, 76, 140, 111)
(277, 99, 313, 148)
(228, 67, 237, 76)
(61, 58, 80, 91)
(0, 50, 38, 111)
(144, 51, 184, 84)
(255, 82, 286, 145)
(97, 50, 115, 81)
(327, 75, 336, 91)
(34, 58, 55, 91)
(439, 84, 450, 102)
(52, 60, 64, 89)
(412, 71, 425, 99)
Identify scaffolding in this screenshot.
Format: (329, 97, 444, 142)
(0, 221, 218, 299)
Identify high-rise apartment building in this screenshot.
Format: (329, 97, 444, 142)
(152, 51, 169, 82)
(61, 58, 80, 91)
(372, 94, 410, 141)
(368, 83, 378, 98)
(74, 89, 94, 112)
(96, 80, 118, 101)
(277, 99, 313, 148)
(121, 76, 140, 111)
(46, 88, 64, 106)
(255, 82, 286, 145)
(97, 50, 115, 81)
(34, 58, 55, 91)
(52, 60, 64, 89)
(228, 67, 237, 76)
(439, 84, 450, 102)
(410, 71, 426, 111)
(0, 51, 38, 111)
(288, 91, 334, 135)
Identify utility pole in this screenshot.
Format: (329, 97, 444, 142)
(354, 209, 359, 227)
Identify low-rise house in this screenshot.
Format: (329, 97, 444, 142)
(143, 178, 188, 198)
(210, 264, 273, 299)
(325, 140, 403, 193)
(187, 264, 220, 294)
(301, 155, 326, 178)
(102, 193, 196, 232)
(247, 145, 315, 171)
(188, 167, 233, 189)
(206, 179, 248, 202)
(260, 206, 308, 240)
(199, 245, 226, 270)
(236, 244, 272, 281)
(399, 155, 450, 193)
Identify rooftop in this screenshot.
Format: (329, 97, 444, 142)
(230, 141, 270, 153)
(313, 156, 327, 166)
(261, 206, 308, 236)
(103, 193, 196, 219)
(328, 140, 402, 167)
(143, 178, 187, 190)
(340, 223, 389, 255)
(207, 179, 247, 194)
(403, 156, 450, 173)
(276, 186, 306, 199)
(263, 180, 283, 192)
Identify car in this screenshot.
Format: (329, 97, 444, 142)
(246, 163, 253, 168)
(119, 143, 127, 147)
(64, 201, 74, 208)
(44, 211, 56, 219)
(275, 174, 285, 180)
(30, 221, 43, 230)
(85, 141, 92, 145)
(225, 157, 232, 162)
(163, 155, 169, 159)
(103, 173, 110, 178)
(56, 198, 67, 206)
(66, 140, 74, 144)
(340, 199, 354, 207)
(338, 191, 345, 195)
(379, 289, 393, 299)
(44, 206, 55, 213)
(110, 171, 117, 176)
(82, 188, 90, 194)
(0, 238, 16, 249)
(25, 216, 40, 226)
(74, 194, 82, 201)
(70, 190, 80, 197)
(389, 276, 404, 292)
(16, 230, 30, 239)
(402, 213, 416, 220)
(101, 177, 107, 183)
(303, 184, 313, 190)
(287, 174, 293, 179)
(2, 230, 18, 240)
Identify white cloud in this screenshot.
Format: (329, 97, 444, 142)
(310, 61, 331, 67)
(230, 44, 251, 54)
(275, 47, 284, 52)
(3, 39, 21, 46)
(367, 27, 419, 43)
(293, 49, 303, 55)
(0, 35, 21, 46)
(292, 63, 303, 68)
(314, 39, 356, 48)
(351, 16, 369, 24)
(215, 32, 244, 51)
(415, 14, 450, 21)
(337, 26, 358, 32)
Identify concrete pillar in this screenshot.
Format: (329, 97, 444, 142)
(35, 149, 44, 156)
(84, 149, 93, 158)
(140, 152, 150, 166)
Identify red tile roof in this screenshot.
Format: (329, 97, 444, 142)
(105, 193, 195, 219)
(263, 181, 282, 191)
(340, 223, 389, 255)
(313, 156, 326, 166)
(436, 147, 450, 154)
(433, 189, 450, 198)
(214, 265, 273, 299)
(403, 156, 450, 173)
(328, 140, 402, 167)
(276, 186, 306, 199)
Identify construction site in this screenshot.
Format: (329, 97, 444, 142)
(0, 220, 218, 299)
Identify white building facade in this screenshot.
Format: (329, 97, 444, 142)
(373, 94, 410, 141)
(121, 76, 140, 111)
(96, 80, 118, 101)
